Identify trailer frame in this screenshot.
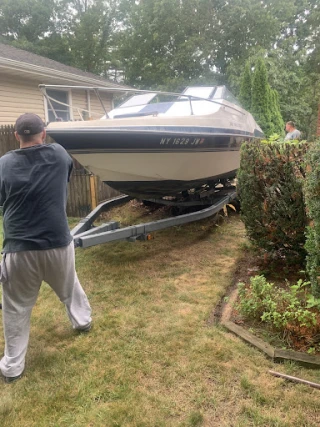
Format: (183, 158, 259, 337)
(71, 188, 237, 248)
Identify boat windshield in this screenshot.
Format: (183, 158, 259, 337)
(184, 86, 241, 106)
(117, 93, 158, 108)
(181, 87, 216, 99)
(107, 85, 242, 119)
(214, 87, 241, 106)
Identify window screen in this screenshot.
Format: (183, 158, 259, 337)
(46, 89, 70, 122)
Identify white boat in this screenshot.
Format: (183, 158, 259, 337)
(44, 85, 263, 199)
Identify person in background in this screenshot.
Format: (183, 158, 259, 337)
(0, 113, 92, 383)
(284, 121, 301, 140)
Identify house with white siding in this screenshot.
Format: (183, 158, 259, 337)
(0, 43, 127, 126)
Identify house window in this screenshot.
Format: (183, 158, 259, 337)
(46, 89, 71, 122)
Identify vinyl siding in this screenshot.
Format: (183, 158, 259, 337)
(71, 89, 88, 120)
(68, 89, 113, 120)
(0, 73, 45, 125)
(0, 71, 114, 125)
(89, 91, 113, 119)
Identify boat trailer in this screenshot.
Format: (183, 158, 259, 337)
(71, 188, 237, 248)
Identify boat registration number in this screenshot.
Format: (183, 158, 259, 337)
(160, 137, 205, 146)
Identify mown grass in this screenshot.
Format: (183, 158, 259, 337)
(0, 204, 320, 426)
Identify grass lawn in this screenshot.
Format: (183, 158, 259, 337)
(0, 203, 320, 426)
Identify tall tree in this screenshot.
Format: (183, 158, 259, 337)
(67, 0, 114, 73)
(270, 89, 285, 136)
(0, 0, 122, 75)
(0, 0, 74, 64)
(0, 0, 56, 42)
(239, 62, 252, 110)
(212, 0, 289, 74)
(251, 58, 273, 136)
(117, 0, 222, 89)
(227, 44, 318, 139)
(271, 89, 284, 135)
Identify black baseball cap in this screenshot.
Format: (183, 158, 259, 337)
(15, 113, 45, 136)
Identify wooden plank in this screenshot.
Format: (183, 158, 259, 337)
(274, 348, 320, 367)
(221, 320, 275, 359)
(85, 172, 91, 208)
(95, 175, 121, 203)
(83, 174, 92, 216)
(67, 171, 92, 218)
(74, 174, 81, 217)
(0, 125, 19, 155)
(79, 174, 85, 216)
(269, 370, 320, 390)
(89, 175, 97, 210)
(66, 171, 76, 217)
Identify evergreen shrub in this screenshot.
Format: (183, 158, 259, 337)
(237, 139, 308, 257)
(304, 140, 320, 296)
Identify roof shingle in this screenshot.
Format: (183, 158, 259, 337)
(0, 42, 124, 87)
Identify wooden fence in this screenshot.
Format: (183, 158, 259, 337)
(0, 125, 120, 217)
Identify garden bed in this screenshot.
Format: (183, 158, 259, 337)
(218, 248, 320, 366)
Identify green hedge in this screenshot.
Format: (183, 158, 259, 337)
(238, 138, 320, 296)
(237, 140, 308, 257)
(304, 140, 320, 296)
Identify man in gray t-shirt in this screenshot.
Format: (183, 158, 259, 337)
(0, 113, 92, 383)
(284, 121, 301, 140)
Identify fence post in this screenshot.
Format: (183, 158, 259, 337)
(89, 174, 98, 210)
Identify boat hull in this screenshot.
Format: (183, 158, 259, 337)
(104, 172, 238, 199)
(70, 149, 240, 198)
(47, 117, 256, 198)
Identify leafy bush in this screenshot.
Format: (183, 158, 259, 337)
(237, 140, 308, 257)
(237, 276, 320, 335)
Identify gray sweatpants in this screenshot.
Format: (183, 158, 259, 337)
(0, 241, 92, 377)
